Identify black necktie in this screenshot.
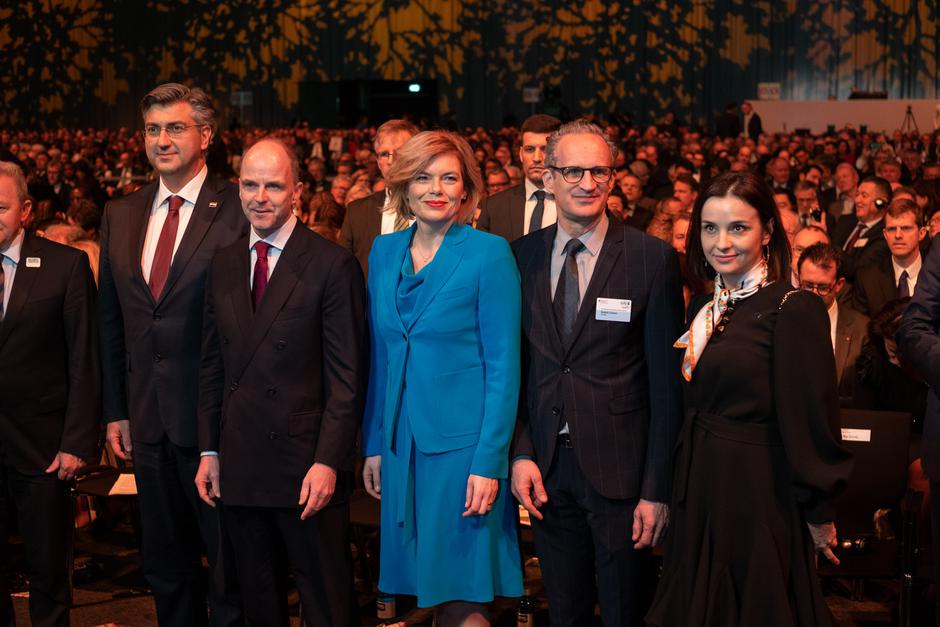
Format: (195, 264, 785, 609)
(898, 270, 910, 298)
(554, 239, 585, 343)
(528, 190, 546, 234)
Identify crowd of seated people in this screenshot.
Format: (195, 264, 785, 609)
(2, 114, 934, 466)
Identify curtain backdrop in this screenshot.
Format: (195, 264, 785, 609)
(3, 0, 938, 129)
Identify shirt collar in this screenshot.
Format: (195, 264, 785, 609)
(156, 164, 209, 210)
(892, 252, 922, 281)
(0, 228, 25, 264)
(249, 214, 297, 252)
(525, 177, 553, 201)
(554, 213, 608, 258)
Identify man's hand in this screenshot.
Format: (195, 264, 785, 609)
(632, 499, 669, 549)
(464, 474, 499, 517)
(107, 419, 133, 461)
(510, 459, 548, 521)
(299, 463, 336, 520)
(45, 452, 85, 481)
(362, 455, 381, 500)
(195, 456, 221, 507)
(808, 521, 840, 566)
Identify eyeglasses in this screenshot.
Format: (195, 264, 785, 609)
(799, 281, 837, 296)
(143, 123, 206, 138)
(548, 165, 613, 184)
(883, 225, 918, 235)
(377, 151, 396, 161)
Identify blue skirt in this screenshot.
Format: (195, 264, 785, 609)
(378, 402, 523, 607)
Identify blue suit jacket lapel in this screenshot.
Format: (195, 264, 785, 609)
(403, 223, 468, 331)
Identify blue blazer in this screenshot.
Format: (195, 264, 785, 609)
(362, 223, 521, 479)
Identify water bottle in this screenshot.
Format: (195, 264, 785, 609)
(517, 588, 535, 626)
(376, 590, 396, 621)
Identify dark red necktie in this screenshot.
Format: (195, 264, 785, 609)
(252, 241, 270, 310)
(148, 195, 183, 299)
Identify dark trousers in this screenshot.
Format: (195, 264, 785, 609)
(531, 444, 649, 627)
(223, 501, 355, 627)
(0, 464, 72, 627)
(133, 438, 242, 627)
(931, 479, 940, 626)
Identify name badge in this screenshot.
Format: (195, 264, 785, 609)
(854, 238, 868, 248)
(841, 428, 871, 442)
(25, 257, 41, 268)
(596, 298, 631, 322)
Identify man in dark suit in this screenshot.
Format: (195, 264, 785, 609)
(618, 173, 656, 230)
(0, 161, 99, 627)
(511, 121, 684, 626)
(797, 243, 869, 405)
(715, 102, 741, 139)
(338, 119, 417, 276)
(854, 198, 926, 317)
(196, 138, 366, 626)
(98, 84, 245, 626)
(832, 176, 892, 282)
(476, 114, 562, 241)
(897, 235, 940, 625)
(741, 100, 763, 141)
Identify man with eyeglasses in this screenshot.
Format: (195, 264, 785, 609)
(852, 198, 927, 317)
(511, 120, 684, 625)
(798, 243, 868, 404)
(476, 114, 562, 241)
(338, 119, 417, 277)
(98, 83, 246, 627)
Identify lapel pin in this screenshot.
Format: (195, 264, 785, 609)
(25, 257, 41, 268)
(209, 200, 219, 208)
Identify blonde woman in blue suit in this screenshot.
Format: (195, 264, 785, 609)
(361, 131, 523, 626)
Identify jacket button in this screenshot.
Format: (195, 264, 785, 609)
(276, 340, 286, 350)
(562, 366, 571, 374)
(153, 313, 162, 321)
(223, 336, 230, 344)
(230, 381, 239, 391)
(551, 407, 560, 416)
(266, 387, 277, 398)
(153, 354, 162, 362)
(268, 432, 278, 440)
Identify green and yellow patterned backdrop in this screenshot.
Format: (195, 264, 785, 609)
(2, 0, 938, 128)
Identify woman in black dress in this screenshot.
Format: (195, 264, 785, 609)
(647, 171, 853, 626)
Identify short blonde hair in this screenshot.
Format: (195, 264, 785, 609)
(385, 131, 482, 225)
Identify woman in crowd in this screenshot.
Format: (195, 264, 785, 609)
(647, 171, 852, 626)
(361, 130, 523, 626)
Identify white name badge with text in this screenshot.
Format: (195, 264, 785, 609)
(596, 298, 631, 322)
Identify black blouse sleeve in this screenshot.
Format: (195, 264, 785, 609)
(773, 289, 854, 523)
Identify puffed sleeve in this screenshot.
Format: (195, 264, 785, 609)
(773, 289, 853, 523)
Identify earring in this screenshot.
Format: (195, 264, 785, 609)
(762, 244, 770, 260)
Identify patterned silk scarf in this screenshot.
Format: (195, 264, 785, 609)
(675, 261, 769, 382)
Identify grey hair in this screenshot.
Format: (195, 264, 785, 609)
(544, 119, 618, 167)
(0, 161, 28, 203)
(140, 83, 218, 139)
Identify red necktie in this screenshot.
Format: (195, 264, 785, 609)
(843, 223, 865, 252)
(252, 241, 270, 310)
(148, 195, 184, 300)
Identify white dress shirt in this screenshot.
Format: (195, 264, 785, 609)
(140, 165, 209, 281)
(828, 300, 838, 353)
(0, 228, 25, 317)
(379, 190, 415, 235)
(892, 253, 922, 296)
(249, 214, 298, 288)
(523, 178, 557, 235)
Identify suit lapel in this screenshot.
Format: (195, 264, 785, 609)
(227, 237, 253, 341)
(156, 175, 226, 307)
(0, 233, 41, 350)
(367, 192, 385, 243)
(834, 314, 851, 383)
(404, 224, 468, 331)
(511, 185, 527, 240)
(385, 230, 410, 336)
(230, 226, 312, 381)
(534, 225, 564, 355)
(130, 183, 159, 302)
(563, 219, 624, 355)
